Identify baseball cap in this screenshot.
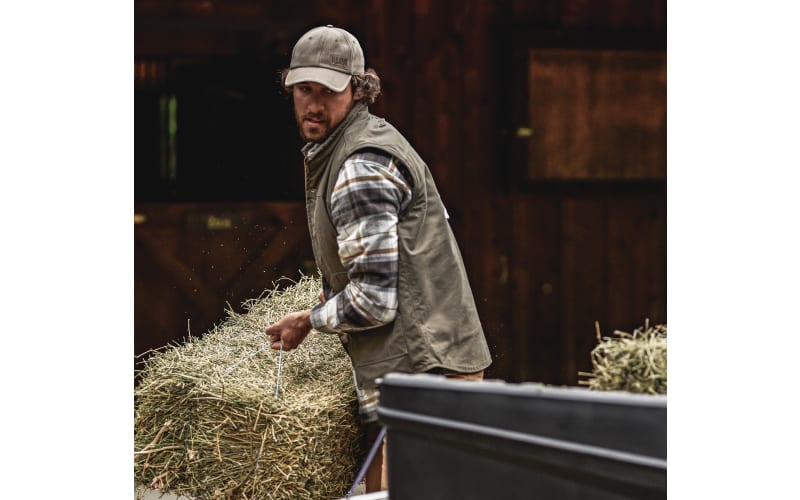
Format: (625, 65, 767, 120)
(285, 25, 365, 93)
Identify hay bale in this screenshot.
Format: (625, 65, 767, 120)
(579, 320, 667, 395)
(134, 275, 363, 500)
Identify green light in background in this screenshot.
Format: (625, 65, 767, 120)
(159, 95, 178, 182)
(167, 96, 177, 182)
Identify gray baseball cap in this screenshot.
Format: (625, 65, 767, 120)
(285, 25, 365, 93)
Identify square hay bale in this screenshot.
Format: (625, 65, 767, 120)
(134, 276, 364, 499)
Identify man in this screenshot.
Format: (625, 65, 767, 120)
(266, 25, 492, 492)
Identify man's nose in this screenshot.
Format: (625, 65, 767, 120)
(307, 95, 324, 113)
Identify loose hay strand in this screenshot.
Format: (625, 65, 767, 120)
(134, 275, 363, 499)
(579, 320, 667, 395)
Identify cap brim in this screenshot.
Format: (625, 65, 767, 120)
(285, 67, 352, 93)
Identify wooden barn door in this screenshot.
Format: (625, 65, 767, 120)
(507, 26, 667, 385)
(134, 202, 316, 372)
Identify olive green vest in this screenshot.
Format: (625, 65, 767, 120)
(304, 102, 492, 389)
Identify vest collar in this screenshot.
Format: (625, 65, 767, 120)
(302, 101, 369, 173)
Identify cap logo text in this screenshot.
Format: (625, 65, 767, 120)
(330, 55, 349, 68)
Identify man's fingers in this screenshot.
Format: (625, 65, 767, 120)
(271, 340, 295, 351)
(267, 324, 281, 348)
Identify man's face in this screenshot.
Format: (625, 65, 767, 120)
(292, 81, 356, 143)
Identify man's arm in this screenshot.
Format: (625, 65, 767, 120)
(310, 150, 412, 333)
(267, 149, 411, 350)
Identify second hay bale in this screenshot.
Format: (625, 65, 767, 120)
(579, 320, 667, 395)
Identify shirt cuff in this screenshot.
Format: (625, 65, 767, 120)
(310, 301, 340, 334)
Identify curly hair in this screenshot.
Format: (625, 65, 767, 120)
(279, 68, 382, 104)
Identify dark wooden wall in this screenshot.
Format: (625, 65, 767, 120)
(135, 0, 666, 386)
(134, 202, 316, 366)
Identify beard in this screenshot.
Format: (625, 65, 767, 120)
(296, 112, 330, 143)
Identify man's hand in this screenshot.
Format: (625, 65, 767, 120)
(266, 309, 312, 351)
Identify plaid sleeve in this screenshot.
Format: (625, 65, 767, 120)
(310, 149, 412, 334)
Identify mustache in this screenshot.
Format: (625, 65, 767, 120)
(302, 112, 327, 122)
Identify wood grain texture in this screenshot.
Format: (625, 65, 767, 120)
(527, 50, 667, 181)
(134, 0, 667, 387)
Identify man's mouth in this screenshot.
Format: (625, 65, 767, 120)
(299, 114, 329, 141)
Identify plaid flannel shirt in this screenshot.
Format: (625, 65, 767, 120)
(308, 149, 412, 422)
(309, 149, 412, 334)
